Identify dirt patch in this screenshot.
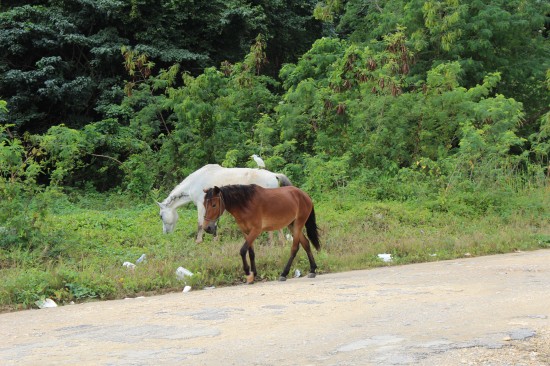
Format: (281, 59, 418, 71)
(1, 250, 549, 365)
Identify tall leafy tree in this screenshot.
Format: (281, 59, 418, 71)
(333, 0, 550, 125)
(161, 35, 279, 179)
(273, 28, 528, 189)
(0, 2, 131, 132)
(0, 0, 323, 134)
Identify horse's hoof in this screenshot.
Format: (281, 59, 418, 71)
(307, 272, 316, 278)
(246, 273, 255, 284)
(278, 276, 287, 282)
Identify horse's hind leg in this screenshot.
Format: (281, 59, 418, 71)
(277, 229, 285, 245)
(300, 233, 318, 278)
(267, 230, 284, 245)
(279, 227, 300, 281)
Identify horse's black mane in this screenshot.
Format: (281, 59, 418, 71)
(206, 184, 258, 210)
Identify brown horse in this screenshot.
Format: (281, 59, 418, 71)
(202, 184, 320, 283)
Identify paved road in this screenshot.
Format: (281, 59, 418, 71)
(1, 250, 550, 365)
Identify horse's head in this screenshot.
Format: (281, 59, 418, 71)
(202, 186, 225, 235)
(157, 202, 179, 234)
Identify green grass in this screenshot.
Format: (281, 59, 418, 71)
(1, 186, 549, 312)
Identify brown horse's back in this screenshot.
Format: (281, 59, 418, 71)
(249, 186, 312, 232)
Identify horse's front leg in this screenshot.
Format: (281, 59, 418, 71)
(239, 241, 251, 281)
(196, 206, 205, 243)
(195, 223, 204, 243)
(248, 246, 257, 279)
(241, 230, 260, 284)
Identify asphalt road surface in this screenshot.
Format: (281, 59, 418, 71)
(1, 250, 550, 365)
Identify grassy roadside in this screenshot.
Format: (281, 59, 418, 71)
(1, 187, 549, 312)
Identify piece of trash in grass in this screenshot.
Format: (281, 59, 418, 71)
(294, 269, 301, 278)
(183, 286, 192, 293)
(377, 253, 392, 262)
(136, 254, 146, 263)
(123, 261, 136, 270)
(176, 267, 194, 280)
(35, 298, 57, 309)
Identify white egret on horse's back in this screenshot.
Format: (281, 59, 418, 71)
(158, 164, 292, 243)
(251, 154, 265, 169)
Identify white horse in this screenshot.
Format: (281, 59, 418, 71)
(158, 164, 292, 243)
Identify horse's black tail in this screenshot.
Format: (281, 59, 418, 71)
(276, 174, 293, 187)
(305, 206, 321, 251)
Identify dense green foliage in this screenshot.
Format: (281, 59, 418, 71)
(0, 0, 549, 310)
(0, 188, 548, 311)
(0, 0, 321, 132)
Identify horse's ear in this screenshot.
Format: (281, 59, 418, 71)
(156, 201, 164, 208)
(213, 186, 220, 193)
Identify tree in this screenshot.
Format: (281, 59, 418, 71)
(333, 0, 550, 125)
(0, 1, 323, 135)
(271, 28, 528, 190)
(0, 3, 129, 132)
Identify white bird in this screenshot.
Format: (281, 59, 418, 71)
(251, 154, 265, 169)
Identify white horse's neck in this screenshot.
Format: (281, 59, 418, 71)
(162, 181, 192, 208)
(162, 164, 222, 208)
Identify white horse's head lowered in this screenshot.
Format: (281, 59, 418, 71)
(158, 202, 179, 234)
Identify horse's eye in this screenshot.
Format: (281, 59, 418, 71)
(212, 204, 217, 208)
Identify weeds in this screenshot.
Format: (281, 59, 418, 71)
(0, 185, 549, 312)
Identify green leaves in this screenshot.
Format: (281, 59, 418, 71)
(1, 0, 547, 200)
(0, 125, 42, 185)
(0, 99, 6, 116)
(1, 1, 323, 135)
(38, 125, 93, 185)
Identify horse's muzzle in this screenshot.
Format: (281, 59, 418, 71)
(204, 221, 217, 236)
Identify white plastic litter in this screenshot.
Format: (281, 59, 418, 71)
(377, 253, 392, 262)
(0, 226, 15, 234)
(176, 267, 194, 280)
(183, 286, 192, 293)
(123, 261, 136, 269)
(294, 269, 301, 278)
(136, 254, 146, 263)
(35, 298, 57, 309)
(286, 233, 292, 241)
